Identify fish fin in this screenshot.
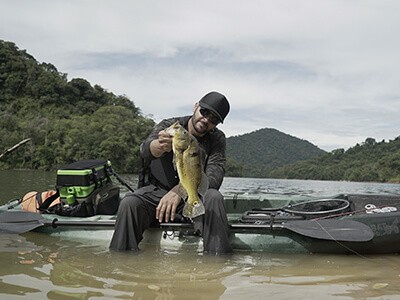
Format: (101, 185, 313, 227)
(182, 197, 205, 219)
(177, 184, 188, 199)
(198, 172, 209, 197)
(172, 152, 178, 171)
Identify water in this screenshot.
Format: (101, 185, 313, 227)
(221, 177, 400, 199)
(0, 170, 56, 203)
(1, 170, 400, 299)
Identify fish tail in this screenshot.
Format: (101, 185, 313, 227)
(182, 195, 205, 219)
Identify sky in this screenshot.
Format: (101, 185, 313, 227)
(1, 0, 399, 151)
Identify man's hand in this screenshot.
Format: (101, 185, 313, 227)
(150, 130, 173, 158)
(156, 185, 181, 222)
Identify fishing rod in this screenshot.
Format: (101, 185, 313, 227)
(112, 171, 135, 193)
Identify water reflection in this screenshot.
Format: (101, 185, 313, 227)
(0, 233, 236, 299)
(1, 232, 400, 299)
(221, 253, 400, 299)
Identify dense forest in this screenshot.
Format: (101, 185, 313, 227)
(270, 137, 400, 183)
(1, 40, 399, 182)
(225, 128, 325, 177)
(0, 40, 155, 173)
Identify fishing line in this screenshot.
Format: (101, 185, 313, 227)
(310, 203, 400, 263)
(314, 220, 400, 274)
(313, 219, 368, 258)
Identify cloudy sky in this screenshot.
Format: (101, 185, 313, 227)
(1, 0, 399, 151)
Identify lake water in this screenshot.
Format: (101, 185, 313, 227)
(1, 170, 400, 299)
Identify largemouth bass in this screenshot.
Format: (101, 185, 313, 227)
(166, 122, 209, 218)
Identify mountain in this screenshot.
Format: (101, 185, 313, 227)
(226, 128, 326, 177)
(270, 137, 400, 182)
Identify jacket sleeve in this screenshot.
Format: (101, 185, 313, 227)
(140, 118, 176, 160)
(204, 131, 226, 190)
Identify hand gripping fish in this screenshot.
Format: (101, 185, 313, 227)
(166, 122, 209, 219)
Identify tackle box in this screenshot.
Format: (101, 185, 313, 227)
(56, 159, 113, 205)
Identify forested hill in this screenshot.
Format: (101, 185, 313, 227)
(0, 40, 155, 173)
(225, 128, 325, 177)
(270, 137, 400, 183)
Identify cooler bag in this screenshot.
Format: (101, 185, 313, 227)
(57, 159, 113, 205)
(55, 159, 120, 216)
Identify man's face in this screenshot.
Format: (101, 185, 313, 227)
(191, 105, 219, 136)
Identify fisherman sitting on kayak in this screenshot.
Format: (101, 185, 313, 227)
(109, 91, 232, 255)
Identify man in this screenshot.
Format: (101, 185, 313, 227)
(110, 91, 232, 255)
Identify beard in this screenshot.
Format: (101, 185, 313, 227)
(191, 117, 209, 136)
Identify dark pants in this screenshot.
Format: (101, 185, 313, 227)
(109, 184, 232, 254)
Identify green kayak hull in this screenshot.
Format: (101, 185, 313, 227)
(1, 193, 400, 254)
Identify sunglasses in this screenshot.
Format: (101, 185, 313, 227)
(199, 107, 220, 125)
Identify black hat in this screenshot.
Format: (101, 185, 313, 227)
(199, 91, 230, 123)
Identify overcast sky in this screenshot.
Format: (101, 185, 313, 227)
(1, 0, 399, 151)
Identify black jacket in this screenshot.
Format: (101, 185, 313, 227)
(139, 116, 226, 190)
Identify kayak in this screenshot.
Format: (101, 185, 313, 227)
(1, 193, 400, 254)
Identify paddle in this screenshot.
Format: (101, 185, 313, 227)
(0, 211, 374, 242)
(0, 211, 115, 234)
(277, 219, 374, 242)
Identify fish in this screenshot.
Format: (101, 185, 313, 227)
(166, 122, 209, 218)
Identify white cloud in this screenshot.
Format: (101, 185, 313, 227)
(1, 0, 399, 151)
